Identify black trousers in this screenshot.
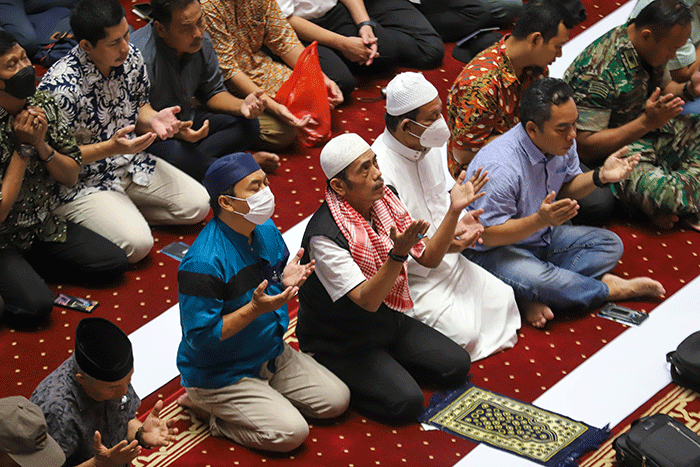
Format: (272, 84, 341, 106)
(0, 221, 127, 325)
(148, 109, 260, 182)
(310, 0, 444, 98)
(416, 0, 523, 42)
(312, 312, 471, 424)
(573, 163, 617, 226)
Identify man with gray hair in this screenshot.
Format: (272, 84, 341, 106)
(296, 132, 473, 424)
(372, 71, 520, 361)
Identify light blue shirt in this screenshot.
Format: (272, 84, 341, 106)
(465, 124, 581, 250)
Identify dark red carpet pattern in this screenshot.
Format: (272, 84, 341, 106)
(4, 1, 698, 466)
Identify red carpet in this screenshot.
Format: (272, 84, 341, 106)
(3, 1, 696, 466)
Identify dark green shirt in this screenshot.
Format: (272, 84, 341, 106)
(564, 24, 668, 132)
(0, 90, 82, 250)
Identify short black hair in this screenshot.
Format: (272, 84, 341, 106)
(0, 30, 19, 58)
(511, 0, 567, 43)
(209, 185, 238, 217)
(70, 0, 125, 46)
(520, 77, 574, 131)
(151, 0, 199, 26)
(384, 107, 421, 133)
(630, 0, 692, 41)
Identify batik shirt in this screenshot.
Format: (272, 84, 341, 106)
(38, 45, 155, 204)
(0, 91, 81, 251)
(202, 0, 302, 97)
(30, 356, 140, 467)
(564, 24, 668, 132)
(447, 36, 545, 179)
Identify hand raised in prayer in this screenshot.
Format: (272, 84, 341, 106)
(690, 69, 700, 98)
(282, 248, 315, 288)
(110, 125, 157, 155)
(151, 106, 183, 139)
(390, 219, 430, 257)
(175, 120, 209, 143)
(241, 90, 266, 119)
(92, 431, 140, 467)
(536, 191, 579, 227)
(250, 279, 298, 316)
(449, 209, 485, 252)
(449, 169, 487, 213)
(644, 87, 683, 130)
(139, 400, 178, 448)
(600, 145, 640, 184)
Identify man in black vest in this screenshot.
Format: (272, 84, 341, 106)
(297, 132, 473, 424)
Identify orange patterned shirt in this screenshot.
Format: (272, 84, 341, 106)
(202, 0, 302, 97)
(446, 36, 546, 179)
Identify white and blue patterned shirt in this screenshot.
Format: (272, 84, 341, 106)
(38, 45, 156, 204)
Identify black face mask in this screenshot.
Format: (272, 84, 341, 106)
(1, 65, 36, 99)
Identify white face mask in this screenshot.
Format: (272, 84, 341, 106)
(408, 116, 451, 148)
(227, 186, 276, 225)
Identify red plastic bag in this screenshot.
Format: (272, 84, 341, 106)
(274, 41, 331, 147)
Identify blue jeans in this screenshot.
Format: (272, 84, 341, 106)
(681, 97, 700, 115)
(463, 225, 622, 311)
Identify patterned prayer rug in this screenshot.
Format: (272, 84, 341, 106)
(421, 384, 610, 467)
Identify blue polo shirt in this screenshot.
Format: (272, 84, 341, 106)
(177, 217, 290, 389)
(466, 124, 582, 250)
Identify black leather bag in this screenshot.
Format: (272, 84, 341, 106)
(667, 331, 700, 393)
(613, 414, 700, 467)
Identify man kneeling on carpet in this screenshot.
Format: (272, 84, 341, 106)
(31, 317, 177, 467)
(296, 133, 472, 424)
(463, 77, 666, 329)
(371, 71, 521, 361)
(175, 152, 350, 453)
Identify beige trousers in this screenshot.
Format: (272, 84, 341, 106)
(54, 158, 210, 263)
(185, 342, 350, 453)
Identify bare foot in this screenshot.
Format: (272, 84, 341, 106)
(177, 393, 209, 420)
(517, 298, 554, 329)
(651, 212, 679, 229)
(253, 151, 280, 173)
(602, 274, 666, 301)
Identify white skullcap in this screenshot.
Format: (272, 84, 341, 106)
(320, 133, 371, 179)
(385, 72, 438, 116)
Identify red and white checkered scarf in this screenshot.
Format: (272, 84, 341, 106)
(325, 185, 425, 312)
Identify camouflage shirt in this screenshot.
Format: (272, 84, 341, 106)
(564, 24, 669, 132)
(0, 90, 82, 251)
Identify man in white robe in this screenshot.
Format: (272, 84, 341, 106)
(371, 72, 521, 360)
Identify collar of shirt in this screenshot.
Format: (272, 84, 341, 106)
(155, 34, 194, 69)
(382, 128, 429, 162)
(517, 124, 552, 167)
(617, 24, 665, 79)
(75, 45, 128, 86)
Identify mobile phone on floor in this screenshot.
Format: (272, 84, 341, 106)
(54, 293, 99, 313)
(597, 302, 648, 326)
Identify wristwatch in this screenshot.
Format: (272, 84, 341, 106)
(17, 143, 35, 159)
(357, 20, 377, 33)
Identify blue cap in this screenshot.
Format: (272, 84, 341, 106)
(203, 152, 261, 199)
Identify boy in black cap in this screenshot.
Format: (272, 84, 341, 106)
(30, 318, 177, 467)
